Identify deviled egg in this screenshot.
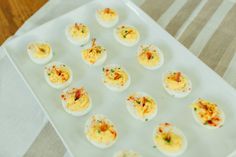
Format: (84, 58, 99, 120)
(96, 8, 119, 28)
(27, 42, 53, 64)
(163, 71, 192, 98)
(102, 64, 130, 92)
(137, 44, 164, 70)
(126, 92, 157, 122)
(81, 38, 107, 66)
(114, 150, 141, 157)
(153, 123, 187, 156)
(44, 62, 73, 89)
(191, 98, 225, 129)
(65, 23, 90, 45)
(60, 87, 92, 116)
(85, 114, 118, 148)
(114, 25, 140, 47)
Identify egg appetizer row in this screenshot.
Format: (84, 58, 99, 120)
(42, 61, 225, 131)
(84, 114, 187, 156)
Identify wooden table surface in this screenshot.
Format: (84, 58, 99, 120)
(0, 0, 48, 44)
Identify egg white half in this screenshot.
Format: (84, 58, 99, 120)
(95, 10, 119, 28)
(137, 44, 164, 70)
(153, 124, 188, 156)
(102, 64, 131, 92)
(162, 71, 192, 98)
(113, 25, 140, 47)
(191, 99, 225, 129)
(44, 61, 73, 89)
(65, 24, 90, 46)
(84, 114, 118, 149)
(60, 87, 92, 116)
(126, 92, 157, 122)
(27, 42, 53, 64)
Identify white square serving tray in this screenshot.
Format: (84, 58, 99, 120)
(3, 0, 236, 156)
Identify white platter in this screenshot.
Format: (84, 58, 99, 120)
(2, 0, 236, 156)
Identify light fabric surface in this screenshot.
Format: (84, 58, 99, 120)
(0, 0, 236, 157)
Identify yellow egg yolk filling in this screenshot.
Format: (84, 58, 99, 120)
(28, 43, 51, 59)
(117, 26, 139, 41)
(87, 119, 117, 144)
(69, 23, 89, 39)
(192, 99, 222, 127)
(127, 95, 156, 118)
(155, 131, 183, 153)
(82, 39, 105, 64)
(98, 8, 117, 21)
(165, 72, 188, 91)
(61, 88, 90, 112)
(155, 123, 183, 153)
(103, 67, 128, 87)
(47, 65, 70, 84)
(138, 46, 160, 67)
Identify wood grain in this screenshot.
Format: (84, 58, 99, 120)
(0, 0, 48, 44)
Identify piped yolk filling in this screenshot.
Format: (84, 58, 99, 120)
(46, 65, 70, 84)
(28, 43, 51, 58)
(165, 72, 188, 91)
(98, 8, 117, 21)
(87, 118, 117, 144)
(138, 46, 160, 67)
(155, 123, 183, 153)
(82, 39, 105, 64)
(69, 23, 89, 39)
(117, 26, 139, 41)
(127, 95, 156, 118)
(103, 67, 128, 87)
(192, 99, 222, 127)
(61, 88, 90, 112)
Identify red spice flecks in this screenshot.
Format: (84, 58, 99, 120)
(175, 72, 181, 82)
(146, 52, 152, 60)
(100, 123, 109, 132)
(114, 72, 121, 80)
(110, 130, 117, 138)
(207, 120, 213, 125)
(159, 128, 163, 133)
(213, 117, 220, 121)
(199, 101, 209, 111)
(142, 97, 147, 107)
(104, 8, 111, 14)
(128, 96, 135, 101)
(75, 89, 81, 100)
